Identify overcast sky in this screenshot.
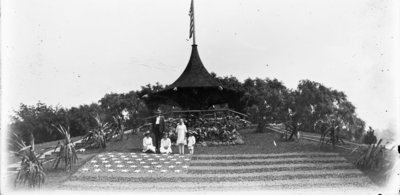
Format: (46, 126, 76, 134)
(2, 0, 399, 131)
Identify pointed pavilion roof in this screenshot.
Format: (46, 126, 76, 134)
(164, 44, 221, 90)
(147, 44, 240, 110)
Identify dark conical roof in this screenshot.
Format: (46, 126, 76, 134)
(165, 44, 220, 89)
(148, 44, 239, 110)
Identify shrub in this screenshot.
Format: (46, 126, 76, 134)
(82, 115, 109, 149)
(13, 134, 46, 188)
(52, 125, 78, 171)
(352, 139, 396, 179)
(363, 127, 377, 144)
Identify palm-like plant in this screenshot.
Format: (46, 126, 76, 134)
(52, 124, 78, 171)
(112, 116, 125, 141)
(352, 139, 387, 171)
(82, 115, 109, 148)
(13, 134, 46, 188)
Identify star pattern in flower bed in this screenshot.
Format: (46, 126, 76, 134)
(78, 153, 192, 174)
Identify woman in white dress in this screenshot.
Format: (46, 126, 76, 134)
(160, 133, 172, 154)
(142, 131, 156, 153)
(175, 118, 187, 154)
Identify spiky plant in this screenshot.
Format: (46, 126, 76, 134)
(52, 124, 78, 171)
(82, 115, 109, 148)
(112, 116, 125, 141)
(352, 139, 386, 171)
(13, 134, 46, 188)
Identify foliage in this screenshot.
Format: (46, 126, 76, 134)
(291, 80, 364, 139)
(8, 75, 366, 147)
(112, 115, 125, 141)
(67, 103, 102, 137)
(239, 78, 291, 132)
(52, 125, 78, 171)
(351, 139, 396, 176)
(162, 116, 248, 145)
(363, 127, 377, 144)
(82, 115, 109, 149)
(13, 134, 46, 188)
(10, 103, 68, 144)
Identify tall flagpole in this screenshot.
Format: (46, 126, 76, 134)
(192, 0, 196, 45)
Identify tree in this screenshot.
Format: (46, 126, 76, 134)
(363, 126, 378, 144)
(10, 103, 68, 144)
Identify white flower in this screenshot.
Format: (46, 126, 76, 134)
(108, 169, 115, 172)
(94, 169, 101, 172)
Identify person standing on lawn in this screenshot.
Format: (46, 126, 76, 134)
(152, 110, 165, 153)
(187, 131, 196, 154)
(176, 118, 187, 154)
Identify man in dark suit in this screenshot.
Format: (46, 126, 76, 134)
(152, 110, 165, 153)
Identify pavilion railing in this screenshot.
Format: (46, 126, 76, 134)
(141, 108, 248, 123)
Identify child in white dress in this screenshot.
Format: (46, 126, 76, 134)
(175, 118, 187, 154)
(187, 132, 196, 154)
(142, 131, 156, 153)
(160, 133, 172, 154)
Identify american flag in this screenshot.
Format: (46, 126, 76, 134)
(189, 0, 194, 39)
(64, 152, 376, 191)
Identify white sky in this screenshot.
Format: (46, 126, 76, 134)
(2, 0, 399, 131)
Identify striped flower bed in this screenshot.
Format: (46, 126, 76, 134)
(62, 152, 376, 192)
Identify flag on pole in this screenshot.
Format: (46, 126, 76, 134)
(189, 0, 194, 39)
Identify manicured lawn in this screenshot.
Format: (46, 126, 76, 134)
(7, 127, 391, 191)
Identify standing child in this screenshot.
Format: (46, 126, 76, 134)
(175, 118, 187, 154)
(187, 132, 196, 154)
(160, 133, 172, 154)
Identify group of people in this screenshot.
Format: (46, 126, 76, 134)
(142, 112, 196, 155)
